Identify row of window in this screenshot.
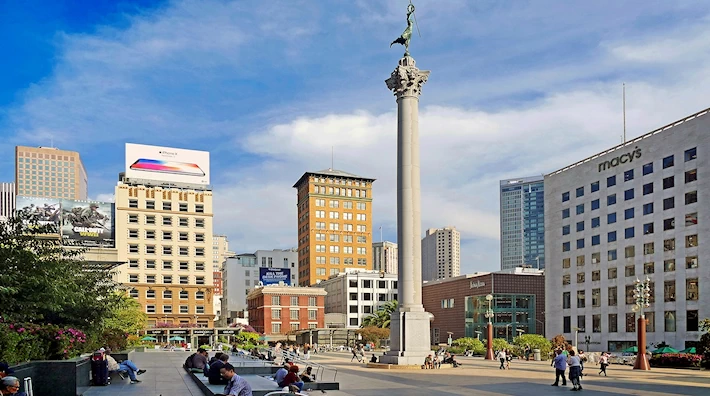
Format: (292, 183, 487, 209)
(311, 258, 368, 266)
(313, 211, 368, 221)
(348, 292, 398, 301)
(128, 199, 204, 213)
(130, 288, 205, 300)
(128, 229, 205, 241)
(270, 322, 318, 334)
(562, 256, 698, 285)
(312, 186, 368, 198)
(18, 157, 75, 166)
(313, 234, 368, 243)
(270, 296, 319, 306)
(128, 259, 206, 271)
(311, 222, 367, 232)
(313, 245, 367, 254)
(128, 274, 206, 284)
(563, 309, 700, 334)
(127, 214, 205, 227)
(564, 211, 697, 236)
(563, 236, 698, 267)
(563, 226, 698, 252)
(562, 147, 697, 202)
(128, 244, 205, 256)
(145, 304, 205, 314)
(562, 188, 697, 221)
(313, 199, 367, 210)
(563, 279, 699, 310)
(348, 279, 396, 289)
(270, 308, 318, 320)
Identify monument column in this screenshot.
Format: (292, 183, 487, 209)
(381, 55, 432, 365)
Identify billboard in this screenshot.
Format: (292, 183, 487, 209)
(260, 268, 292, 286)
(125, 143, 210, 185)
(15, 196, 62, 225)
(60, 199, 115, 247)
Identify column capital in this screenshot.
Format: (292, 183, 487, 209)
(385, 56, 430, 99)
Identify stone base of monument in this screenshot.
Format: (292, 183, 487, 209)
(379, 311, 432, 366)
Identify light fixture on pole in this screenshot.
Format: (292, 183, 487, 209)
(484, 294, 495, 360)
(632, 276, 651, 370)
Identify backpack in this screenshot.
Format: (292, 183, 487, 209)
(185, 353, 196, 369)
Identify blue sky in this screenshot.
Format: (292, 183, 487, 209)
(2, 0, 710, 273)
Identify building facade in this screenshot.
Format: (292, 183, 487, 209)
(423, 269, 545, 343)
(372, 241, 398, 274)
(212, 235, 235, 320)
(545, 108, 709, 352)
(293, 169, 375, 286)
(421, 227, 461, 281)
(15, 146, 88, 200)
(500, 176, 545, 271)
(0, 182, 15, 220)
(247, 286, 326, 339)
(316, 270, 398, 328)
(221, 249, 298, 325)
(114, 181, 215, 327)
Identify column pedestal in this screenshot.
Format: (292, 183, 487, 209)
(633, 316, 650, 370)
(485, 323, 495, 360)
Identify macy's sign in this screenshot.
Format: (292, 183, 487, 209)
(470, 280, 486, 289)
(598, 147, 642, 172)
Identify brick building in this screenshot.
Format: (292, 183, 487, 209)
(422, 268, 545, 343)
(247, 286, 327, 340)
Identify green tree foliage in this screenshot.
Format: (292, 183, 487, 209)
(361, 300, 398, 328)
(103, 293, 148, 335)
(700, 318, 710, 369)
(513, 334, 552, 360)
(236, 331, 261, 344)
(452, 337, 485, 354)
(0, 214, 119, 330)
(356, 326, 390, 347)
(492, 338, 510, 353)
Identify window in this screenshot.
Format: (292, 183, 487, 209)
(624, 169, 634, 182)
(624, 188, 634, 201)
(146, 215, 155, 225)
(607, 231, 617, 243)
(591, 252, 600, 263)
(195, 262, 205, 271)
(664, 280, 676, 302)
(607, 194, 616, 206)
(576, 221, 584, 232)
(608, 268, 617, 280)
(608, 286, 617, 306)
(686, 278, 699, 301)
(625, 265, 635, 277)
(686, 256, 698, 269)
(179, 276, 188, 284)
(624, 208, 634, 220)
(271, 308, 281, 319)
(195, 247, 205, 256)
(644, 262, 654, 274)
(577, 290, 585, 308)
(607, 212, 617, 225)
(162, 231, 172, 241)
(663, 259, 675, 272)
(195, 204, 204, 213)
(163, 246, 172, 255)
(576, 187, 584, 198)
(685, 191, 698, 205)
(664, 311, 676, 332)
(592, 289, 601, 307)
(163, 201, 172, 210)
(272, 323, 282, 334)
(661, 154, 674, 168)
(179, 217, 188, 227)
(591, 199, 600, 210)
(686, 212, 698, 226)
(642, 183, 653, 195)
(128, 229, 138, 238)
(562, 258, 570, 268)
(563, 275, 570, 285)
(646, 312, 656, 332)
(576, 204, 584, 215)
(625, 285, 635, 304)
(686, 234, 698, 247)
(588, 218, 599, 230)
(146, 289, 155, 299)
(562, 292, 571, 309)
(624, 227, 634, 239)
(626, 313, 636, 332)
(145, 200, 155, 210)
(146, 275, 155, 283)
(308, 296, 317, 306)
(272, 296, 281, 306)
(591, 181, 600, 192)
(195, 218, 205, 228)
(195, 291, 204, 300)
(607, 313, 617, 333)
(576, 239, 584, 249)
(577, 255, 585, 267)
(563, 316, 571, 333)
(163, 290, 173, 300)
(195, 233, 204, 242)
(146, 305, 155, 314)
(684, 169, 698, 184)
(128, 214, 138, 224)
(685, 147, 697, 161)
(179, 291, 188, 299)
(178, 203, 188, 212)
(163, 216, 172, 226)
(290, 309, 299, 320)
(129, 289, 139, 298)
(577, 316, 586, 332)
(607, 175, 616, 187)
(663, 176, 674, 189)
(592, 270, 601, 281)
(688, 310, 699, 332)
(128, 259, 139, 268)
(562, 209, 570, 219)
(129, 199, 138, 208)
(643, 223, 654, 235)
(591, 235, 600, 246)
(642, 162, 653, 175)
(441, 298, 455, 308)
(608, 249, 617, 261)
(180, 305, 188, 314)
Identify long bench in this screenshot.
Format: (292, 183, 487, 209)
(185, 368, 340, 396)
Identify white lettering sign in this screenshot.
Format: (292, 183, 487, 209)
(470, 280, 486, 289)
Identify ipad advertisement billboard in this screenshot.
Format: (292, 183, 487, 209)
(125, 143, 210, 185)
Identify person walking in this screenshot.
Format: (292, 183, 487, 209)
(599, 352, 609, 376)
(578, 350, 586, 377)
(551, 349, 567, 387)
(496, 349, 507, 370)
(567, 350, 583, 391)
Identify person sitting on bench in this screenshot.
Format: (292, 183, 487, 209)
(104, 349, 146, 384)
(208, 354, 230, 385)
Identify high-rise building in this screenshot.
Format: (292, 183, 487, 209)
(373, 241, 398, 274)
(0, 182, 15, 220)
(212, 235, 235, 321)
(421, 227, 460, 281)
(545, 107, 708, 352)
(500, 176, 545, 271)
(15, 146, 88, 200)
(293, 169, 375, 286)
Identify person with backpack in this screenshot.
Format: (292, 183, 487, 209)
(185, 348, 209, 373)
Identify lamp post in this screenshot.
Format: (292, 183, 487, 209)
(484, 294, 495, 360)
(632, 277, 651, 370)
(584, 335, 591, 352)
(505, 324, 512, 342)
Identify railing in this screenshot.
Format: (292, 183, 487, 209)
(266, 348, 338, 382)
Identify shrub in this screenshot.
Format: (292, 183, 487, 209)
(452, 337, 485, 354)
(492, 338, 510, 353)
(649, 353, 702, 368)
(199, 344, 211, 350)
(0, 322, 90, 364)
(446, 346, 466, 355)
(513, 334, 553, 360)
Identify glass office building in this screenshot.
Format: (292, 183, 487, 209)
(500, 176, 545, 271)
(465, 294, 537, 342)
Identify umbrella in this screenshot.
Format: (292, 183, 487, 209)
(680, 347, 697, 354)
(652, 346, 679, 354)
(141, 336, 158, 341)
(169, 336, 185, 341)
(622, 346, 638, 353)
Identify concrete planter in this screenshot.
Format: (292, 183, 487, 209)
(10, 356, 92, 396)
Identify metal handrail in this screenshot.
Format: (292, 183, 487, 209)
(267, 348, 338, 382)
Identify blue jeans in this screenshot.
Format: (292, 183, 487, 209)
(293, 381, 304, 391)
(120, 360, 139, 381)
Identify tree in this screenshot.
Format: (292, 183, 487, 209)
(513, 334, 552, 360)
(361, 300, 398, 328)
(356, 326, 390, 347)
(699, 318, 710, 369)
(103, 293, 148, 335)
(0, 214, 119, 330)
(452, 337, 485, 354)
(551, 334, 569, 349)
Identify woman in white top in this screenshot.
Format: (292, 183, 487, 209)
(496, 350, 507, 370)
(599, 352, 609, 376)
(567, 350, 583, 391)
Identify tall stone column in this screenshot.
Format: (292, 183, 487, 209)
(381, 55, 432, 365)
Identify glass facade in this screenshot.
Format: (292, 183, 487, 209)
(465, 294, 536, 342)
(500, 177, 545, 270)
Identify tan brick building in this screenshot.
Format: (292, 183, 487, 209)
(115, 182, 215, 327)
(247, 286, 326, 340)
(293, 169, 375, 286)
(15, 146, 88, 200)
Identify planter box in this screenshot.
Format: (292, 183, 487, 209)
(10, 356, 91, 396)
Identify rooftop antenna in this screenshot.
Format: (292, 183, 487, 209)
(623, 83, 627, 144)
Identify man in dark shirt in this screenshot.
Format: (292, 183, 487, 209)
(190, 349, 209, 373)
(209, 354, 230, 384)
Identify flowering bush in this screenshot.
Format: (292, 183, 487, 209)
(0, 322, 90, 363)
(649, 353, 702, 368)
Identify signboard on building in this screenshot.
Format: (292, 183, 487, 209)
(470, 280, 486, 289)
(192, 329, 215, 336)
(169, 329, 190, 335)
(125, 143, 210, 186)
(146, 329, 166, 335)
(60, 199, 114, 247)
(15, 196, 61, 225)
(217, 329, 238, 335)
(259, 268, 291, 286)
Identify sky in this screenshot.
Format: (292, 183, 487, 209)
(2, 0, 710, 274)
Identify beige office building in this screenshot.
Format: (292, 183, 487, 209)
(114, 182, 215, 327)
(422, 226, 461, 281)
(15, 146, 88, 200)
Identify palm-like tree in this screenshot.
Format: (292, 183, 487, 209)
(361, 300, 398, 328)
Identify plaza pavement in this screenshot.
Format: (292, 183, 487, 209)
(82, 350, 710, 396)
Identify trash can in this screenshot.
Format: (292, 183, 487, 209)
(533, 349, 541, 361)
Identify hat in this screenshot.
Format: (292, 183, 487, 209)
(0, 362, 14, 375)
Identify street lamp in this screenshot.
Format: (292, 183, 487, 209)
(505, 324, 512, 342)
(584, 335, 591, 352)
(632, 277, 651, 370)
(573, 327, 583, 349)
(484, 294, 495, 360)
